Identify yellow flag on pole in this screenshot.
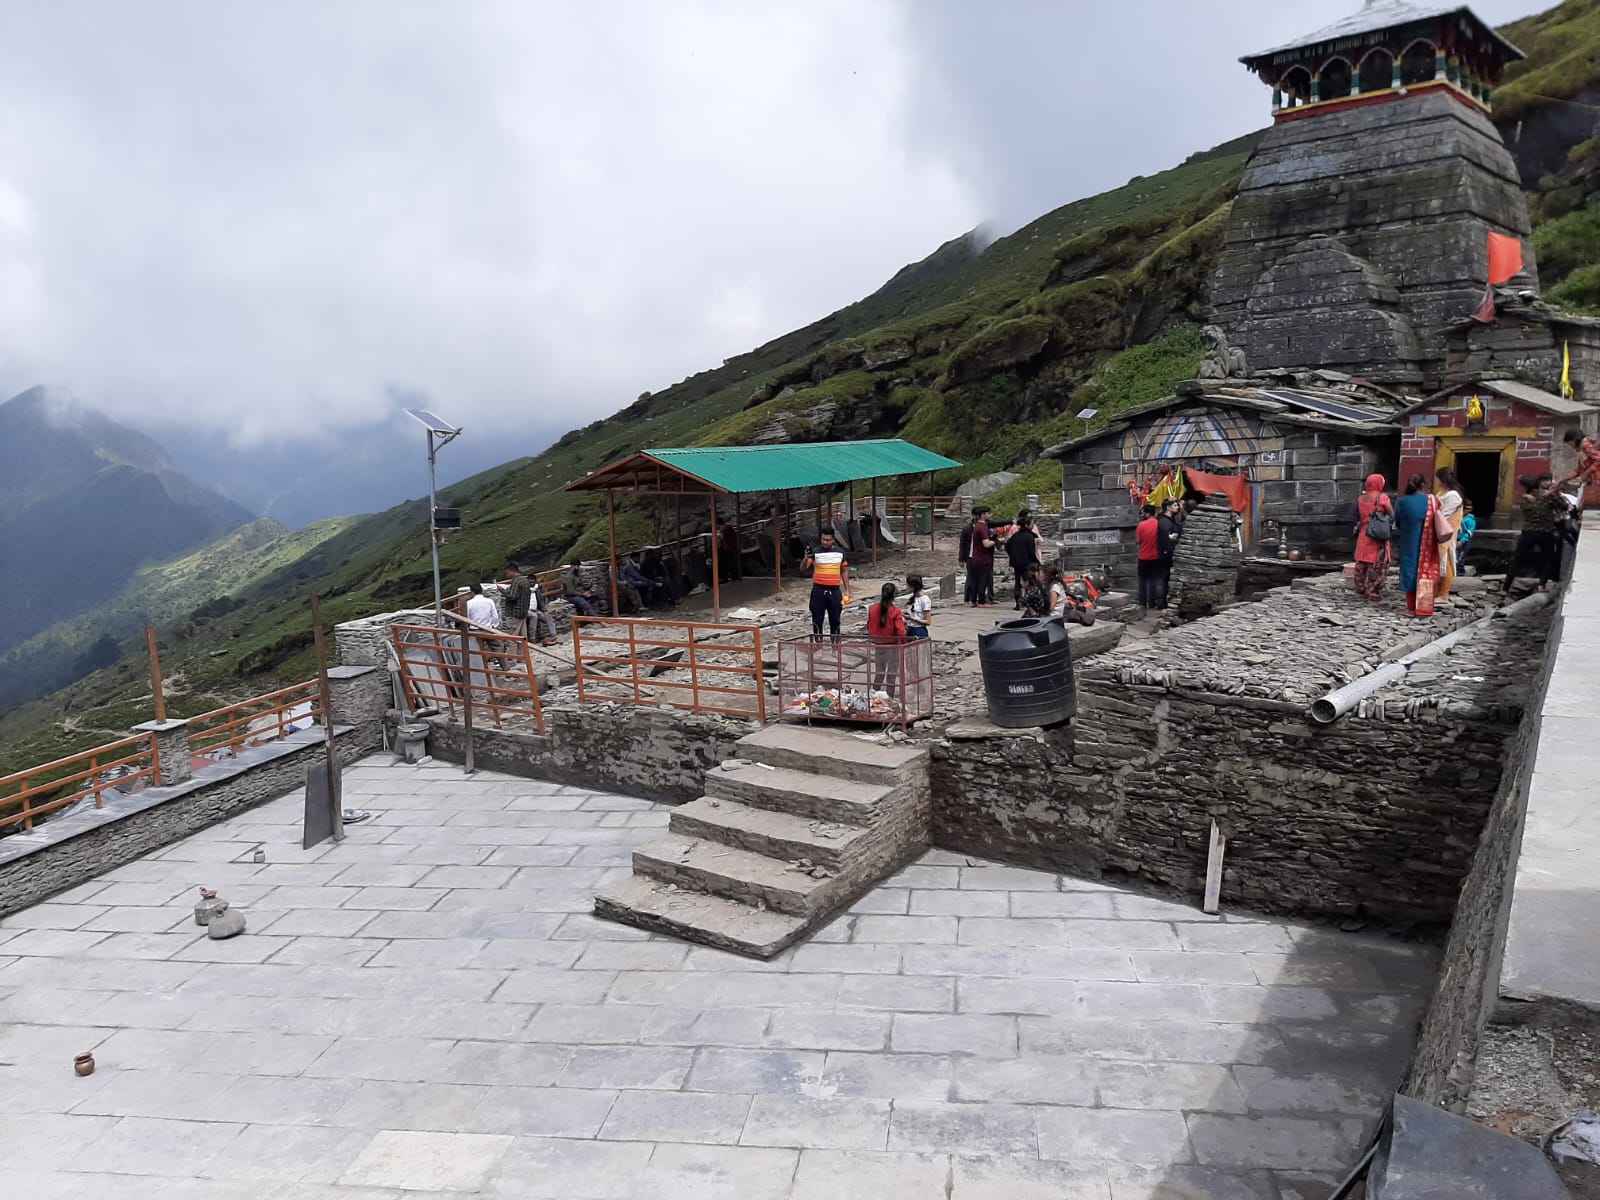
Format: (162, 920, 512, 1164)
(1562, 341, 1575, 400)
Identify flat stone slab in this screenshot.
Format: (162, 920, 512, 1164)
(0, 755, 1439, 1198)
(1499, 524, 1600, 1015)
(1372, 1095, 1570, 1199)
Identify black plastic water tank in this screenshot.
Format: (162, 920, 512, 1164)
(977, 617, 1076, 728)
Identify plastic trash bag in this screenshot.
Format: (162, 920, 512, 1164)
(1548, 1111, 1600, 1165)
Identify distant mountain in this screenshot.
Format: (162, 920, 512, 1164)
(0, 387, 254, 658)
(0, 513, 355, 713)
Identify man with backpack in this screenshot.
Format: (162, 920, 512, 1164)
(1006, 508, 1040, 609)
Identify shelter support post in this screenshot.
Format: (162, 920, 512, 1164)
(309, 593, 345, 840)
(607, 489, 620, 617)
(871, 479, 878, 566)
(774, 492, 783, 597)
(145, 626, 166, 723)
(710, 494, 721, 621)
(929, 471, 936, 551)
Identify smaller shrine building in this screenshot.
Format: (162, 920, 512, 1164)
(1398, 380, 1599, 523)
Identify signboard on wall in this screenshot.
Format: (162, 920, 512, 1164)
(1059, 529, 1125, 547)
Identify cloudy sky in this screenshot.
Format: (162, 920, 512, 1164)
(0, 0, 1550, 517)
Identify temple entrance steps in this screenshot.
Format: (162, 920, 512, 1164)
(594, 724, 931, 958)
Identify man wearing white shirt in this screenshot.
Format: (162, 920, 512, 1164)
(465, 583, 499, 628)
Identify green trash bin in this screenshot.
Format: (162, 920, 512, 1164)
(912, 502, 934, 535)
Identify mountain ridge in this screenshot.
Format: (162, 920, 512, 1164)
(5, 0, 1600, 775)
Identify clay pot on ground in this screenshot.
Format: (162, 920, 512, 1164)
(74, 1052, 95, 1077)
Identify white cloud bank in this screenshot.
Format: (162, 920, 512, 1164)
(0, 0, 1551, 457)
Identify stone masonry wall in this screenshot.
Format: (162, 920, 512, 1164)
(0, 667, 389, 917)
(932, 680, 1513, 930)
(1053, 414, 1391, 585)
(1401, 590, 1566, 1106)
(422, 703, 753, 805)
(1210, 91, 1534, 382)
(1169, 501, 1241, 616)
(0, 729, 374, 917)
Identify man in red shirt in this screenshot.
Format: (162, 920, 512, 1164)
(1135, 504, 1160, 610)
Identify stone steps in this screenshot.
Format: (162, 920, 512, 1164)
(594, 876, 808, 958)
(596, 724, 930, 958)
(737, 724, 925, 786)
(669, 796, 866, 868)
(704, 761, 890, 827)
(633, 833, 845, 917)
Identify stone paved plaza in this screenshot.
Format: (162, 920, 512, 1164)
(0, 757, 1436, 1199)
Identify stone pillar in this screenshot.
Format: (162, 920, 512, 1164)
(1311, 72, 1321, 103)
(1272, 86, 1282, 110)
(326, 665, 388, 730)
(1392, 58, 1403, 89)
(1435, 49, 1447, 81)
(133, 719, 193, 787)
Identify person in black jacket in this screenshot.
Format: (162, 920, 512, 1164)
(1005, 509, 1041, 610)
(1152, 499, 1183, 610)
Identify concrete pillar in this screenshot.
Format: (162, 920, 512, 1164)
(133, 719, 192, 787)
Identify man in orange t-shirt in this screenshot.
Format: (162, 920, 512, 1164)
(802, 528, 848, 639)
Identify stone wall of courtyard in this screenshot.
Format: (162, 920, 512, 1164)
(422, 702, 755, 805)
(930, 576, 1552, 931)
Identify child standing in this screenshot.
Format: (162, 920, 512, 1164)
(1457, 500, 1476, 572)
(904, 575, 932, 639)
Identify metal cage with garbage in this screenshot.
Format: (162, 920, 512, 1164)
(776, 635, 934, 730)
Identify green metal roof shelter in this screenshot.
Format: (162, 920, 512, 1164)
(565, 439, 961, 618)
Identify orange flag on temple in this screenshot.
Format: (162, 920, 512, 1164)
(1487, 232, 1523, 285)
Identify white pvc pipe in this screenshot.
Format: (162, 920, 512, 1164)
(1308, 590, 1554, 724)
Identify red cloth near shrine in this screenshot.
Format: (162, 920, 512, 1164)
(1488, 232, 1524, 285)
(1182, 468, 1249, 512)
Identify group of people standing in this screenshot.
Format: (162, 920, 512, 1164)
(1352, 431, 1597, 616)
(1351, 470, 1465, 616)
(955, 505, 1097, 624)
(1135, 499, 1184, 610)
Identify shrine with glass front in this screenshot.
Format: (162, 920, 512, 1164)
(1241, 1, 1523, 118)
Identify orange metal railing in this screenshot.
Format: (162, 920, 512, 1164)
(391, 619, 546, 733)
(571, 616, 766, 721)
(188, 680, 324, 758)
(0, 732, 162, 832)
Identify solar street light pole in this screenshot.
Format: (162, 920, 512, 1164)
(404, 409, 462, 626)
(426, 430, 443, 623)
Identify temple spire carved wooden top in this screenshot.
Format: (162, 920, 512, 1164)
(1240, 1, 1524, 118)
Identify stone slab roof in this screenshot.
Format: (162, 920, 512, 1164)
(1042, 387, 1401, 461)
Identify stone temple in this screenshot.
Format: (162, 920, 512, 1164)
(1211, 0, 1533, 386)
(1047, 0, 1600, 583)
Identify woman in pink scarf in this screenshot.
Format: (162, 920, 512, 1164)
(1352, 473, 1393, 601)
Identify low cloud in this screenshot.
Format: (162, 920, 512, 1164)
(0, 0, 1551, 473)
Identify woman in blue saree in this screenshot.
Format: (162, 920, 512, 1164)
(1393, 473, 1442, 617)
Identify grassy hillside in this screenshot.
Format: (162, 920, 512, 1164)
(8, 1, 1600, 774)
(1500, 1, 1600, 308)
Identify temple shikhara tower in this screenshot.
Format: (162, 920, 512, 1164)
(1210, 0, 1535, 386)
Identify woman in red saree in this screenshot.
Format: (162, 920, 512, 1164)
(1352, 474, 1392, 600)
(1394, 473, 1443, 617)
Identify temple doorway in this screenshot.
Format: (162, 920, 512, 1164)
(1455, 451, 1502, 522)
